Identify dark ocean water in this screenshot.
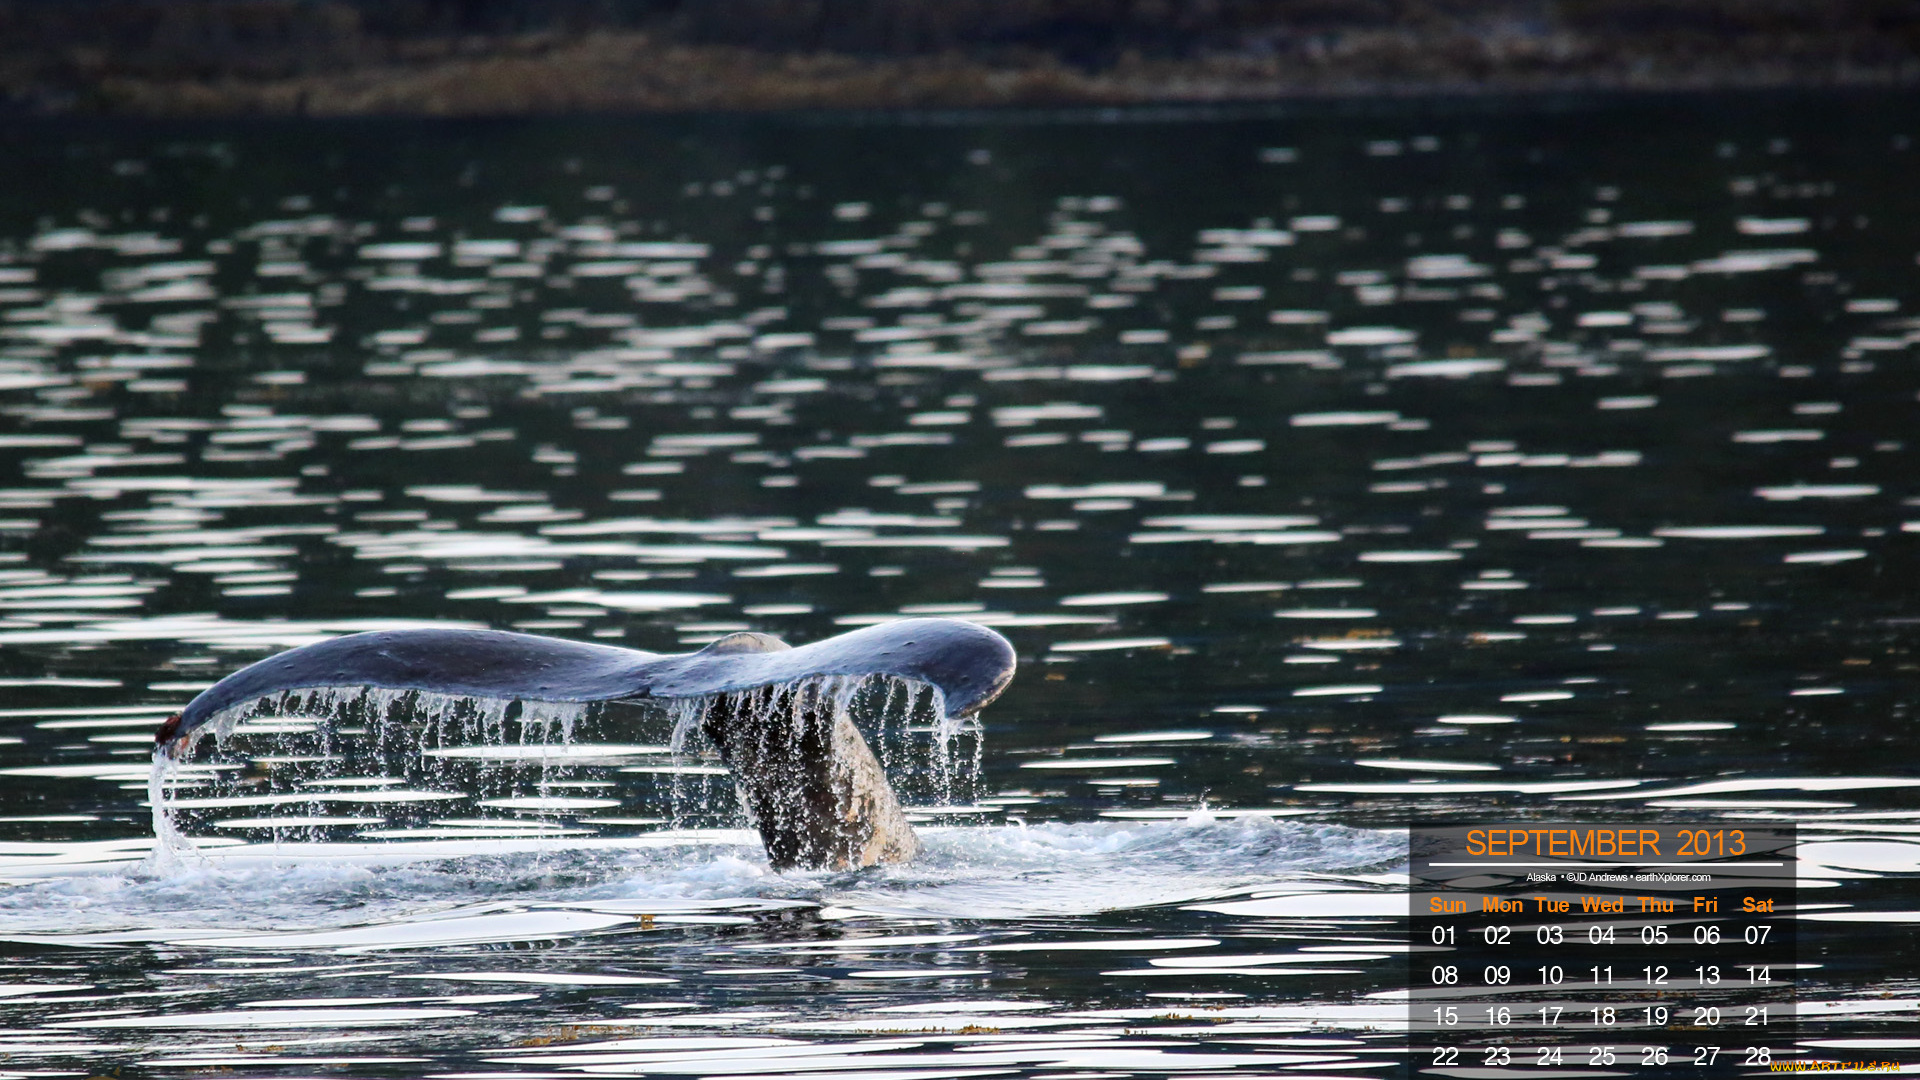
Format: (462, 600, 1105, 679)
(0, 92, 1916, 1076)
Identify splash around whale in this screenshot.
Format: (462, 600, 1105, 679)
(152, 618, 1017, 872)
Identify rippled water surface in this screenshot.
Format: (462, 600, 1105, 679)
(1, 93, 1919, 1075)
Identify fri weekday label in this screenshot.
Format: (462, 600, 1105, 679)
(1409, 824, 1796, 1076)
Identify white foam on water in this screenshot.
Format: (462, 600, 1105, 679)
(0, 818, 1399, 943)
(818, 819, 1401, 921)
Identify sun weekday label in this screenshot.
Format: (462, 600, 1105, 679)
(1409, 823, 1796, 1076)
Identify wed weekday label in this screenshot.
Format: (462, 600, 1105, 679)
(1409, 823, 1796, 1076)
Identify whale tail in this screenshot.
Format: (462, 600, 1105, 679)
(152, 618, 1015, 870)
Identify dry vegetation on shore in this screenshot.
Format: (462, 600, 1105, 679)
(3, 0, 1917, 115)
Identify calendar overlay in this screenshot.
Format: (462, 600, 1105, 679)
(1410, 823, 1796, 1076)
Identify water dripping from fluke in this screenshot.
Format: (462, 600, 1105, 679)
(145, 738, 202, 875)
(149, 619, 1016, 872)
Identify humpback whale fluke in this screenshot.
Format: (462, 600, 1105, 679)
(152, 618, 1016, 871)
(673, 630, 919, 870)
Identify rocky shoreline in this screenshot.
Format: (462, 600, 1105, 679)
(5, 6, 1918, 117)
